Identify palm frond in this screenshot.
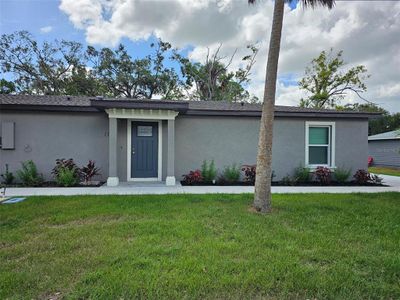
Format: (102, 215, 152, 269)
(299, 0, 335, 9)
(248, 0, 335, 9)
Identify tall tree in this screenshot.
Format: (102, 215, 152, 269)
(174, 44, 258, 102)
(87, 40, 184, 99)
(0, 31, 86, 95)
(249, 0, 335, 213)
(299, 49, 369, 109)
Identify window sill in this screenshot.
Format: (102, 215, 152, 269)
(307, 165, 337, 171)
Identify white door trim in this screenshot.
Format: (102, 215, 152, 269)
(127, 120, 162, 182)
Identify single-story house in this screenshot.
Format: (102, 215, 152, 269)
(0, 95, 378, 186)
(368, 130, 400, 167)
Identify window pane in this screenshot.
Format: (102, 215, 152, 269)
(137, 126, 153, 137)
(309, 127, 329, 145)
(309, 146, 328, 164)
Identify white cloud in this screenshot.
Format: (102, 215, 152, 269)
(59, 0, 400, 112)
(40, 26, 53, 33)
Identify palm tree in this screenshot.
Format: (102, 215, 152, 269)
(249, 0, 335, 213)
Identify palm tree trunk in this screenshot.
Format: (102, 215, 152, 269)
(253, 0, 285, 213)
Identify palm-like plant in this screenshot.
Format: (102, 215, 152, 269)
(249, 0, 335, 213)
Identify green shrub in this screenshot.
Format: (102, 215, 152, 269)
(201, 160, 217, 182)
(334, 167, 351, 183)
(221, 163, 241, 183)
(16, 160, 43, 187)
(281, 174, 295, 186)
(293, 164, 311, 183)
(56, 167, 79, 187)
(52, 158, 80, 179)
(1, 164, 15, 185)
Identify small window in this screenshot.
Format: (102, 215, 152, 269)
(306, 122, 335, 167)
(137, 126, 153, 137)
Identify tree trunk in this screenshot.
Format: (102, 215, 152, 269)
(253, 0, 285, 213)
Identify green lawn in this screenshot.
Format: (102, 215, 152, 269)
(1, 194, 399, 299)
(369, 166, 400, 177)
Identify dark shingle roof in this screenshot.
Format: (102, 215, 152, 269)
(0, 94, 379, 119)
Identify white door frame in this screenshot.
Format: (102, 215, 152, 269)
(127, 120, 162, 182)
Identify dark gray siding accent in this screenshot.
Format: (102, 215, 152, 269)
(0, 111, 109, 181)
(368, 140, 400, 167)
(174, 116, 369, 180)
(1, 121, 15, 149)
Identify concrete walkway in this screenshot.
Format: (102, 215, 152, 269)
(2, 174, 400, 196)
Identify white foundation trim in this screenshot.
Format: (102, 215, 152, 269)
(165, 176, 176, 186)
(107, 177, 119, 186)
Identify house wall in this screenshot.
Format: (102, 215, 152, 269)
(174, 115, 369, 180)
(368, 140, 400, 167)
(0, 111, 109, 181)
(0, 110, 369, 183)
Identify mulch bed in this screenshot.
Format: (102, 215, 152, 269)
(2, 181, 105, 188)
(181, 181, 387, 187)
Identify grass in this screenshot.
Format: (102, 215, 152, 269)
(369, 166, 400, 177)
(1, 193, 399, 299)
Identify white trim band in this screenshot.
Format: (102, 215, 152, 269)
(106, 108, 179, 120)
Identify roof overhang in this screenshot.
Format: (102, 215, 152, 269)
(184, 109, 379, 119)
(90, 99, 188, 112)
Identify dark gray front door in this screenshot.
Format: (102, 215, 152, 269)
(131, 121, 158, 178)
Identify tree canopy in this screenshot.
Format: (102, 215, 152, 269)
(336, 102, 400, 135)
(173, 45, 258, 102)
(0, 31, 258, 101)
(299, 49, 369, 109)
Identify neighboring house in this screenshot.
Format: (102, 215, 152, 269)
(0, 95, 378, 186)
(368, 130, 400, 168)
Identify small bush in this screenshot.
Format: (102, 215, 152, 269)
(334, 167, 351, 183)
(1, 164, 15, 185)
(52, 158, 80, 179)
(281, 174, 295, 186)
(182, 170, 203, 184)
(221, 164, 241, 183)
(314, 166, 332, 185)
(293, 164, 311, 183)
(56, 167, 79, 187)
(353, 169, 371, 185)
(16, 160, 43, 187)
(81, 160, 101, 184)
(242, 164, 256, 184)
(201, 160, 217, 182)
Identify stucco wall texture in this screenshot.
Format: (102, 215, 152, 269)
(0, 111, 368, 182)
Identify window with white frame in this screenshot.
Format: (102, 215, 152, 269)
(305, 122, 335, 168)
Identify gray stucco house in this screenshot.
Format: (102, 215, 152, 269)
(0, 95, 377, 186)
(368, 130, 400, 167)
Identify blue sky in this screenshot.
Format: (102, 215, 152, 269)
(0, 0, 183, 61)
